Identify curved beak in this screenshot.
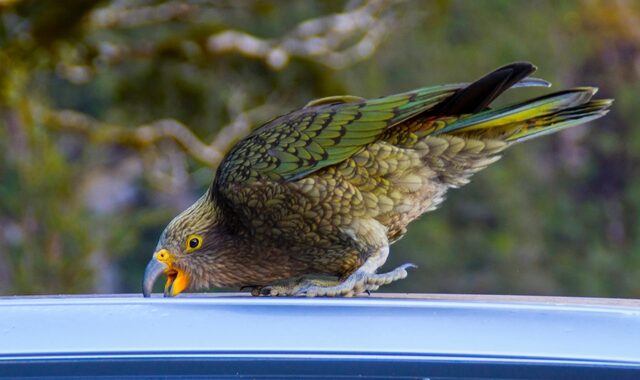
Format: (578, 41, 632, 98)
(142, 249, 190, 298)
(142, 257, 167, 298)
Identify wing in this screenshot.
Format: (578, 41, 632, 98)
(214, 63, 550, 187)
(214, 84, 464, 188)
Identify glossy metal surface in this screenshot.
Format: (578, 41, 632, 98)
(1, 293, 639, 378)
(1, 293, 640, 359)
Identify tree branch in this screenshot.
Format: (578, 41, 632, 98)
(206, 0, 395, 70)
(80, 0, 395, 70)
(44, 103, 278, 167)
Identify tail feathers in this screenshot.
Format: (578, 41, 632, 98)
(433, 62, 537, 115)
(434, 88, 612, 141)
(512, 77, 552, 89)
(504, 99, 612, 142)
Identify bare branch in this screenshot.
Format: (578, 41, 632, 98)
(206, 0, 396, 70)
(44, 103, 278, 167)
(89, 0, 198, 29)
(82, 0, 397, 70)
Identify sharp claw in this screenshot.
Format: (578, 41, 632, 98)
(291, 284, 309, 297)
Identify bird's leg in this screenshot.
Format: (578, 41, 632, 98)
(362, 262, 417, 287)
(256, 245, 415, 297)
(255, 220, 414, 297)
(250, 274, 341, 296)
(298, 254, 416, 297)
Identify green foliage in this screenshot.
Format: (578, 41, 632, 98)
(1, 0, 639, 297)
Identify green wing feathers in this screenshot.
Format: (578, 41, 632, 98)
(216, 62, 612, 191)
(266, 84, 464, 181)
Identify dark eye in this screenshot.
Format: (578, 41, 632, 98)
(185, 234, 203, 251)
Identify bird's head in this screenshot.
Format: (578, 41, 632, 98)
(142, 192, 221, 297)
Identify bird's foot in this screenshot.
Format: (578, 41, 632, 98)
(249, 274, 341, 297)
(252, 263, 415, 297)
(364, 263, 417, 286)
(301, 263, 416, 297)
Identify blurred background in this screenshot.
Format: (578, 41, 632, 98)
(1, 0, 639, 297)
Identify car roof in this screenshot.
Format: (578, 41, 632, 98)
(1, 293, 639, 367)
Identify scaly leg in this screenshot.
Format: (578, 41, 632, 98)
(249, 274, 341, 297)
(254, 245, 415, 297)
(299, 261, 416, 297)
(254, 219, 415, 297)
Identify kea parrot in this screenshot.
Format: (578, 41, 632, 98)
(143, 62, 612, 298)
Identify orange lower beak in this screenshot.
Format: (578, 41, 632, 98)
(142, 249, 190, 297)
(163, 266, 190, 297)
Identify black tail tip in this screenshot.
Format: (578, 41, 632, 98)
(494, 61, 537, 76)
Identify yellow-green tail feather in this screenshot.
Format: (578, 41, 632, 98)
(504, 99, 612, 142)
(436, 87, 612, 142)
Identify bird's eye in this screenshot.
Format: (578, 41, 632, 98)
(185, 234, 203, 252)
